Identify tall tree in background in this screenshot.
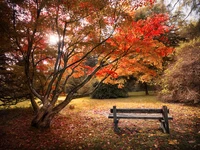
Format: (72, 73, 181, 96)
(164, 0, 200, 21)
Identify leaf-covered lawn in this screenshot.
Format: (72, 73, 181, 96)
(0, 92, 200, 150)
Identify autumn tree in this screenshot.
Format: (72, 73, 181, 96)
(99, 13, 174, 90)
(2, 0, 161, 128)
(3, 0, 174, 128)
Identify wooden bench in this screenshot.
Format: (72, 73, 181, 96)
(108, 106, 173, 134)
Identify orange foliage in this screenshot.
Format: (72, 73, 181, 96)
(12, 0, 171, 94)
(97, 13, 174, 84)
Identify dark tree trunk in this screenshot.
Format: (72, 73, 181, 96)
(30, 93, 39, 113)
(31, 107, 55, 129)
(144, 82, 149, 95)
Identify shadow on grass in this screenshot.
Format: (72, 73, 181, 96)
(0, 108, 72, 150)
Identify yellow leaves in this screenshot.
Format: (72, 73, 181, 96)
(168, 139, 179, 145)
(148, 133, 154, 137)
(100, 76, 126, 86)
(139, 74, 153, 82)
(72, 67, 85, 78)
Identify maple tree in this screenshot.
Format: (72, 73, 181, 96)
(1, 0, 175, 129)
(97, 13, 174, 87)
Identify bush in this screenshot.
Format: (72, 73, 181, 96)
(158, 38, 200, 104)
(64, 77, 97, 97)
(91, 83, 128, 99)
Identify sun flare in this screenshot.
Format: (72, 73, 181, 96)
(48, 34, 59, 45)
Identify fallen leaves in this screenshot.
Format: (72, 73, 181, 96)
(188, 140, 196, 144)
(168, 139, 179, 145)
(0, 93, 200, 149)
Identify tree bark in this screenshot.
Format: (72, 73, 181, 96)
(30, 93, 39, 113)
(144, 82, 149, 95)
(31, 107, 55, 129)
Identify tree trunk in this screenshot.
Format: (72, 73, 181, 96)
(144, 82, 149, 95)
(30, 93, 39, 113)
(31, 107, 55, 129)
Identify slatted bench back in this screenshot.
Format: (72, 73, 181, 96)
(110, 108, 169, 114)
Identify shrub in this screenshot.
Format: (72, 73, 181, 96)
(158, 38, 200, 104)
(64, 77, 97, 97)
(91, 83, 128, 99)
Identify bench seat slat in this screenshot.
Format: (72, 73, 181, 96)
(108, 113, 173, 120)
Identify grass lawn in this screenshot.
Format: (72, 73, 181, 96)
(0, 92, 199, 150)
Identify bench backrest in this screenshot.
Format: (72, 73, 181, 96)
(110, 106, 170, 114)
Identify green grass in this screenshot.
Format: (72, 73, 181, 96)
(0, 92, 200, 150)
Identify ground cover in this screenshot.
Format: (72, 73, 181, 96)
(0, 92, 199, 150)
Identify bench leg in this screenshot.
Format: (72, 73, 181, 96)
(159, 119, 170, 134)
(114, 119, 119, 132)
(113, 106, 119, 132)
(162, 106, 170, 134)
(160, 120, 166, 133)
(165, 122, 170, 134)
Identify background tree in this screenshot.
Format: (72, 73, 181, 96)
(164, 0, 200, 21)
(0, 1, 31, 106)
(178, 19, 200, 40)
(98, 13, 174, 93)
(115, 2, 179, 95)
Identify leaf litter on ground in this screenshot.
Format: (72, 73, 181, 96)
(0, 92, 200, 150)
